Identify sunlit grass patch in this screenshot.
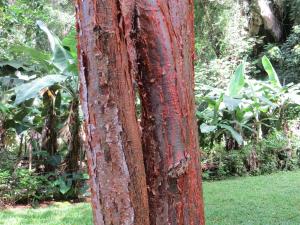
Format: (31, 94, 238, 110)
(0, 202, 92, 225)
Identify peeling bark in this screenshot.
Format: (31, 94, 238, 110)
(135, 1, 205, 224)
(76, 0, 205, 224)
(75, 1, 149, 224)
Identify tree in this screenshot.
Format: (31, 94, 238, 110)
(41, 89, 59, 172)
(75, 0, 205, 224)
(135, 1, 205, 224)
(256, 0, 283, 41)
(75, 1, 150, 224)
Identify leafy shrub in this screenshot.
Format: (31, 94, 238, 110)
(13, 169, 53, 203)
(202, 131, 300, 180)
(266, 26, 300, 84)
(0, 168, 89, 206)
(198, 56, 300, 151)
(0, 169, 11, 206)
(52, 171, 90, 200)
(0, 169, 54, 205)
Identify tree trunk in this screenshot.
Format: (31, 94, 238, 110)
(256, 0, 283, 41)
(65, 99, 81, 173)
(41, 89, 58, 172)
(135, 1, 205, 224)
(0, 119, 4, 151)
(75, 1, 149, 224)
(76, 0, 205, 224)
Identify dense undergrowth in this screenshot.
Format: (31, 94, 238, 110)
(194, 0, 300, 180)
(202, 130, 300, 180)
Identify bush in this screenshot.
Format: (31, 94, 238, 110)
(0, 169, 54, 206)
(202, 131, 300, 180)
(266, 26, 300, 84)
(0, 168, 90, 206)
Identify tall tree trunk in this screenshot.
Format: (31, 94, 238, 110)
(135, 1, 205, 224)
(256, 0, 283, 41)
(75, 1, 149, 224)
(42, 89, 58, 172)
(0, 118, 4, 151)
(76, 0, 205, 224)
(65, 99, 81, 173)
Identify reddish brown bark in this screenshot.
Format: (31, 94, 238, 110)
(76, 0, 205, 224)
(75, 1, 149, 224)
(135, 1, 205, 224)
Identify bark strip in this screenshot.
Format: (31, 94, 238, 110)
(75, 1, 149, 224)
(135, 0, 205, 224)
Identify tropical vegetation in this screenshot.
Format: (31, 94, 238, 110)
(0, 0, 299, 220)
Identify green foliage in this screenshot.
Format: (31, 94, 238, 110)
(280, 25, 300, 82)
(0, 0, 74, 61)
(36, 20, 76, 73)
(228, 62, 245, 97)
(14, 75, 67, 104)
(0, 168, 90, 206)
(198, 57, 300, 149)
(195, 0, 249, 60)
(52, 172, 89, 198)
(265, 25, 300, 84)
(194, 0, 256, 91)
(0, 169, 54, 205)
(200, 58, 300, 180)
(287, 0, 300, 24)
(62, 28, 77, 59)
(0, 21, 78, 138)
(0, 21, 84, 205)
(202, 130, 300, 180)
(262, 56, 282, 88)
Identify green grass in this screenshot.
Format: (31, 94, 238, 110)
(0, 202, 92, 225)
(0, 171, 300, 225)
(204, 170, 300, 225)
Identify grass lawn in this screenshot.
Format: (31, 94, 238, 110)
(0, 202, 92, 225)
(0, 170, 300, 225)
(204, 170, 300, 225)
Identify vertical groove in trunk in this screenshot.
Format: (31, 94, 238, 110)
(135, 0, 205, 224)
(75, 1, 149, 224)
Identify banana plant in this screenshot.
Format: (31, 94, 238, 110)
(197, 56, 300, 148)
(3, 21, 81, 176)
(198, 61, 246, 147)
(12, 21, 77, 105)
